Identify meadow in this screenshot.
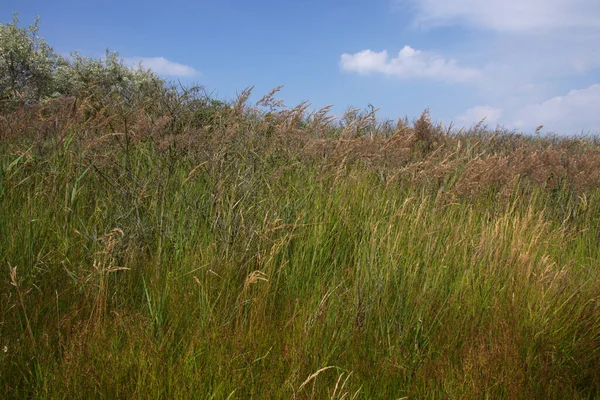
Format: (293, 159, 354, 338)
(1, 79, 600, 399)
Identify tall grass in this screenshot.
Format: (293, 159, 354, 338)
(1, 89, 600, 398)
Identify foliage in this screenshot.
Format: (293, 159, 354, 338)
(52, 50, 164, 104)
(0, 14, 58, 107)
(0, 15, 164, 112)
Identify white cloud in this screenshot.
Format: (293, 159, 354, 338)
(125, 57, 199, 77)
(340, 46, 481, 83)
(512, 84, 600, 134)
(340, 1, 600, 134)
(400, 0, 600, 33)
(457, 105, 503, 125)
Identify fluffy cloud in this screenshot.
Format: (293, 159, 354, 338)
(512, 84, 600, 134)
(342, 1, 600, 134)
(395, 0, 600, 133)
(457, 106, 503, 125)
(126, 57, 199, 77)
(340, 46, 481, 83)
(400, 0, 600, 33)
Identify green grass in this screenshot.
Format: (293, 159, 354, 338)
(1, 98, 600, 399)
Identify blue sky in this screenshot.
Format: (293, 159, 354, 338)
(3, 0, 600, 134)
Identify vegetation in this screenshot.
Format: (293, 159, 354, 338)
(1, 16, 600, 399)
(0, 14, 163, 111)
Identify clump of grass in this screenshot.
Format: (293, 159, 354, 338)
(1, 85, 600, 399)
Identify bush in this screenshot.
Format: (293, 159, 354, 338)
(52, 50, 165, 106)
(0, 14, 58, 108)
(0, 14, 165, 111)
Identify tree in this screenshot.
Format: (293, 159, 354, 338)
(0, 14, 58, 107)
(1, 14, 165, 111)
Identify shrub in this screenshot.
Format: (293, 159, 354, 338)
(0, 14, 165, 112)
(52, 50, 165, 106)
(0, 14, 58, 109)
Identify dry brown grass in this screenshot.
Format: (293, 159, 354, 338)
(4, 87, 600, 205)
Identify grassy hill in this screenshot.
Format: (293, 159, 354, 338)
(2, 89, 600, 399)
